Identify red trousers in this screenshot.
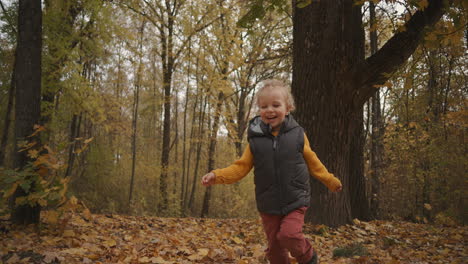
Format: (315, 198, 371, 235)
(260, 207, 313, 264)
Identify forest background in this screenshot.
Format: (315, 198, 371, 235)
(0, 0, 466, 228)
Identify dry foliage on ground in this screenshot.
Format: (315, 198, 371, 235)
(0, 210, 466, 264)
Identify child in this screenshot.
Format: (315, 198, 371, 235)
(201, 79, 342, 264)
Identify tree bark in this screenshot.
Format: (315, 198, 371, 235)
(292, 0, 448, 226)
(188, 95, 208, 213)
(201, 92, 224, 217)
(158, 8, 175, 214)
(349, 111, 371, 221)
(10, 0, 42, 225)
(369, 1, 383, 220)
(129, 19, 145, 207)
(64, 113, 81, 178)
(0, 54, 15, 166)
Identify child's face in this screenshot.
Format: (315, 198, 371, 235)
(258, 89, 290, 131)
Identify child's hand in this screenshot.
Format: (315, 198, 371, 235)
(201, 172, 216, 187)
(333, 183, 343, 192)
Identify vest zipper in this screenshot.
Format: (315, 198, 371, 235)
(273, 135, 284, 214)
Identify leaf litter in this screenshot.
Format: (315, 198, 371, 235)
(0, 212, 466, 263)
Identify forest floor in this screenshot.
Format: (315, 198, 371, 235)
(0, 209, 466, 264)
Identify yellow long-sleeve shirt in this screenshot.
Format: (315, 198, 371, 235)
(212, 132, 342, 192)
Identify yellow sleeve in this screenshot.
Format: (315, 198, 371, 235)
(303, 133, 342, 191)
(212, 144, 254, 184)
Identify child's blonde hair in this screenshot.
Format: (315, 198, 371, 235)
(255, 79, 296, 112)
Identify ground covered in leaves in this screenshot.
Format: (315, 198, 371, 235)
(0, 211, 466, 264)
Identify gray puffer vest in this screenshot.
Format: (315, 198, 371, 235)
(247, 115, 310, 215)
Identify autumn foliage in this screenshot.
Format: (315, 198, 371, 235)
(1, 207, 466, 263)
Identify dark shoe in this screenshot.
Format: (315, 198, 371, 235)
(306, 251, 318, 264)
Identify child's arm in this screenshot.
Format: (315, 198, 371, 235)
(201, 145, 254, 186)
(303, 134, 342, 192)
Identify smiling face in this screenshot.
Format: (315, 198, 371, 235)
(258, 88, 291, 131)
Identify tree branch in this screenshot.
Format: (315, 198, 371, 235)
(354, 0, 451, 106)
(0, 0, 17, 35)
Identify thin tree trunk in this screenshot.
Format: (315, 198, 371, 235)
(201, 91, 224, 217)
(172, 88, 179, 207)
(188, 95, 208, 213)
(181, 54, 191, 211)
(129, 19, 145, 207)
(158, 38, 174, 215)
(65, 113, 82, 177)
(183, 88, 200, 212)
(369, 1, 383, 219)
(0, 55, 15, 166)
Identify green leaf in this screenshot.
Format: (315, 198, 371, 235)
(296, 0, 312, 8)
(19, 181, 32, 193)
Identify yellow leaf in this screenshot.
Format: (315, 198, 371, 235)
(4, 182, 19, 199)
(29, 125, 46, 137)
(424, 203, 432, 210)
(103, 239, 117, 247)
(84, 137, 94, 144)
(69, 196, 78, 205)
(197, 248, 209, 256)
(44, 211, 59, 224)
(82, 209, 92, 221)
(139, 256, 150, 263)
(28, 149, 40, 159)
(38, 198, 48, 207)
(232, 236, 243, 244)
(63, 230, 75, 237)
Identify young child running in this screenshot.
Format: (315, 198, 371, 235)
(201, 79, 342, 264)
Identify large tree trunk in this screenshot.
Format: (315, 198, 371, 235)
(10, 0, 42, 225)
(349, 111, 371, 221)
(292, 0, 447, 226)
(292, 0, 364, 227)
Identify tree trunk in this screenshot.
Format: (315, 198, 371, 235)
(181, 57, 191, 211)
(0, 55, 15, 166)
(292, 0, 448, 226)
(172, 88, 179, 207)
(292, 0, 364, 227)
(183, 85, 200, 211)
(201, 92, 224, 217)
(188, 95, 208, 213)
(42, 1, 83, 132)
(64, 113, 81, 177)
(158, 14, 175, 214)
(10, 0, 42, 225)
(369, 1, 384, 220)
(129, 19, 145, 207)
(349, 111, 371, 220)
